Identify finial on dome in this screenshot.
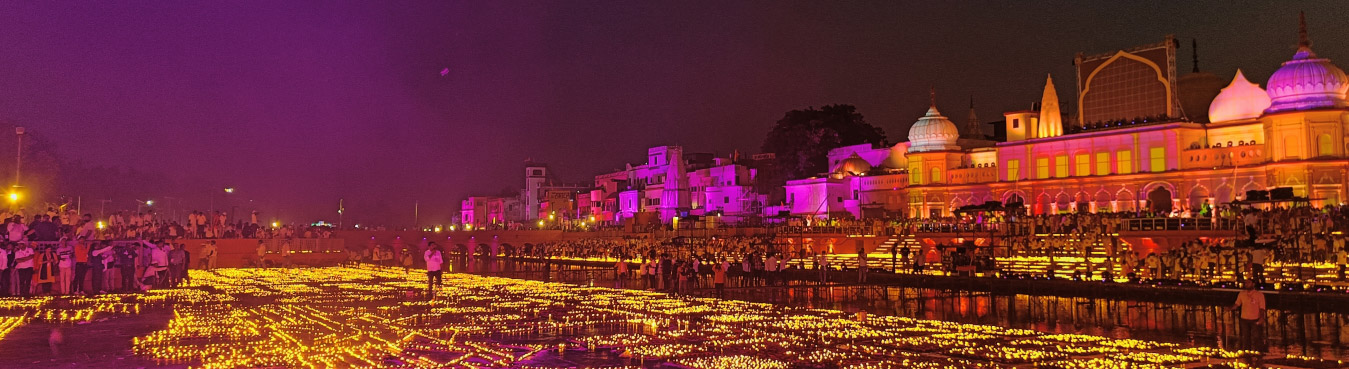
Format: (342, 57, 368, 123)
(929, 86, 936, 107)
(1298, 11, 1311, 49)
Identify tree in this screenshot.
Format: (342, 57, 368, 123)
(759, 104, 886, 182)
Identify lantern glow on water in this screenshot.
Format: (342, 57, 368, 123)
(0, 265, 1273, 368)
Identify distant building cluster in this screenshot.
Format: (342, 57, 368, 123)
(459, 148, 777, 229)
(464, 17, 1349, 226)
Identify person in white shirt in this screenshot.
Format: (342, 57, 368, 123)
(1249, 247, 1268, 285)
(1232, 281, 1266, 351)
(57, 239, 74, 295)
(77, 214, 97, 240)
(13, 242, 35, 296)
(7, 216, 27, 242)
(423, 243, 444, 292)
(150, 242, 170, 289)
(765, 254, 779, 286)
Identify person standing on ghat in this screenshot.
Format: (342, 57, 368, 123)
(660, 253, 673, 291)
(1232, 280, 1266, 351)
(646, 257, 658, 290)
(91, 241, 113, 293)
(765, 252, 779, 286)
(70, 236, 90, 294)
(712, 259, 727, 299)
(423, 242, 443, 293)
(613, 257, 628, 288)
(200, 241, 217, 270)
(401, 246, 414, 273)
(114, 242, 138, 292)
(13, 241, 34, 296)
(255, 240, 268, 267)
(168, 243, 188, 287)
(281, 240, 292, 268)
(56, 237, 74, 294)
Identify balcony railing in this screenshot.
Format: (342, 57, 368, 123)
(1122, 217, 1237, 232)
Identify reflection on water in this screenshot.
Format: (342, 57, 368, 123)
(446, 257, 1348, 360)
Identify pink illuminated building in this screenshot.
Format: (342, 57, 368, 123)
(597, 146, 766, 225)
(787, 22, 1349, 219)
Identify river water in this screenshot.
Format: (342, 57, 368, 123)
(446, 257, 1349, 360)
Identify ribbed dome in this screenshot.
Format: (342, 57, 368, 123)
(907, 105, 961, 153)
(1208, 70, 1271, 122)
(832, 153, 872, 177)
(1265, 47, 1348, 113)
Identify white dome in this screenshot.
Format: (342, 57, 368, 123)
(1265, 47, 1348, 113)
(831, 153, 872, 177)
(907, 105, 961, 153)
(1208, 69, 1270, 122)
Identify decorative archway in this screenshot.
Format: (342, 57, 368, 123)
(1187, 185, 1211, 210)
(1148, 187, 1173, 214)
(1238, 181, 1263, 200)
(1055, 192, 1073, 213)
(1141, 181, 1177, 198)
(1116, 189, 1136, 212)
(1035, 193, 1052, 215)
(1094, 190, 1112, 212)
(1002, 191, 1027, 206)
(1214, 184, 1234, 204)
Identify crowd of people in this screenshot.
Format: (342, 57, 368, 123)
(0, 207, 334, 241)
(0, 238, 213, 297)
(411, 236, 805, 299)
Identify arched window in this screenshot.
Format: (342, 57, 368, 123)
(930, 168, 942, 183)
(1318, 134, 1334, 157)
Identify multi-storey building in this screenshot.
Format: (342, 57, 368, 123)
(786, 25, 1349, 219)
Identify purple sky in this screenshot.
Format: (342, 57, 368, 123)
(0, 1, 1346, 226)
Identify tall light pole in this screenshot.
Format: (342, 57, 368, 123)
(163, 196, 178, 222)
(222, 187, 235, 223)
(11, 127, 23, 212)
(337, 198, 344, 230)
(99, 199, 112, 219)
(13, 127, 23, 187)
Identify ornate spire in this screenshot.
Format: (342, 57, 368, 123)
(1037, 74, 1063, 138)
(965, 95, 981, 139)
(1298, 10, 1311, 49)
(1191, 39, 1199, 73)
(928, 86, 936, 108)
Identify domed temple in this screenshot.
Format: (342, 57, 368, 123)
(784, 14, 1349, 219)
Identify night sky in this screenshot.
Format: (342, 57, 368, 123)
(0, 1, 1346, 226)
